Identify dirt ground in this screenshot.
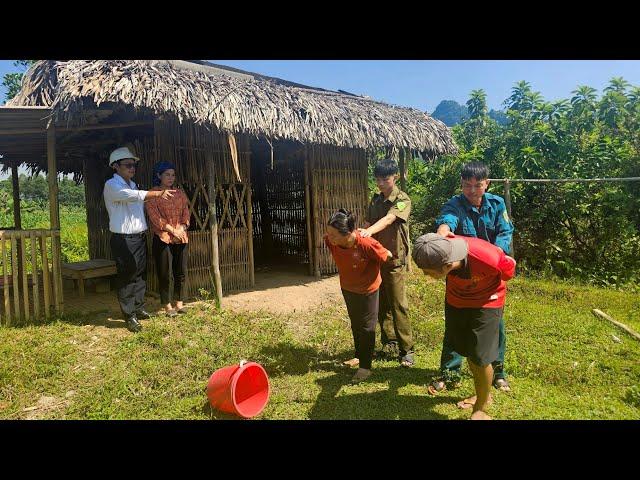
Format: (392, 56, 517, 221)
(222, 267, 342, 314)
(63, 266, 343, 320)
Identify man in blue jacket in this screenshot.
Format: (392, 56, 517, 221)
(429, 161, 514, 399)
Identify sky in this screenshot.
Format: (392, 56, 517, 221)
(1, 60, 639, 113)
(1, 60, 640, 113)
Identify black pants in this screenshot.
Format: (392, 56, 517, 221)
(110, 232, 147, 318)
(152, 235, 189, 305)
(341, 288, 379, 370)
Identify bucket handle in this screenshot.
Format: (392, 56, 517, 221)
(239, 359, 248, 368)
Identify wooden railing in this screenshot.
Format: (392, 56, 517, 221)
(0, 229, 63, 326)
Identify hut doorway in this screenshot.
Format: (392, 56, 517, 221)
(250, 140, 310, 273)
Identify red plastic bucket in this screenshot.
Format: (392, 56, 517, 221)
(206, 360, 270, 418)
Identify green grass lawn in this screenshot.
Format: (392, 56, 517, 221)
(1, 273, 639, 420)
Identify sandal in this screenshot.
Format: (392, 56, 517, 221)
(427, 379, 447, 395)
(165, 309, 178, 318)
(176, 307, 188, 314)
(400, 352, 415, 367)
(350, 368, 371, 384)
(342, 358, 360, 368)
(375, 342, 399, 360)
(493, 378, 511, 392)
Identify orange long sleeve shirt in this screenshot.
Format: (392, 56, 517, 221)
(144, 186, 191, 244)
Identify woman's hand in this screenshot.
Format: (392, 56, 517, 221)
(172, 225, 188, 243)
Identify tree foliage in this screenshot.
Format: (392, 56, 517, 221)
(410, 79, 640, 288)
(1, 60, 36, 102)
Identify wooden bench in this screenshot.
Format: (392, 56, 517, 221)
(61, 259, 117, 298)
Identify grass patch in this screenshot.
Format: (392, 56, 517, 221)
(1, 274, 639, 419)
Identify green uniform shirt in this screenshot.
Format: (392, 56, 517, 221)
(366, 186, 411, 266)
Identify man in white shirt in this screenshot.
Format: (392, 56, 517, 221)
(103, 147, 176, 332)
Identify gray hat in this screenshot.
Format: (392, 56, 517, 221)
(412, 233, 468, 270)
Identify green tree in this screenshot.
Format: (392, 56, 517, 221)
(2, 60, 36, 102)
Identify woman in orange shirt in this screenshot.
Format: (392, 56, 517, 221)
(145, 161, 191, 317)
(325, 209, 392, 383)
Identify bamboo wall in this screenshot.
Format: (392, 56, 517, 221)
(308, 145, 369, 276)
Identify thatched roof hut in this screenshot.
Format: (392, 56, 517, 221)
(6, 60, 456, 173)
(0, 60, 457, 321)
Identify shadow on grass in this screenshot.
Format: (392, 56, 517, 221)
(308, 365, 453, 420)
(258, 343, 453, 420)
(55, 310, 129, 329)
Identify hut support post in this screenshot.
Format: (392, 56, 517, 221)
(11, 160, 25, 299)
(247, 161, 255, 287)
(310, 149, 320, 278)
(207, 152, 223, 308)
(304, 157, 314, 276)
(47, 125, 63, 315)
(11, 160, 21, 229)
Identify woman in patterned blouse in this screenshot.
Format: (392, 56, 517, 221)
(145, 161, 191, 317)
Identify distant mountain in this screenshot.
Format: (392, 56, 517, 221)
(432, 100, 469, 126)
(431, 100, 509, 127)
(488, 109, 509, 126)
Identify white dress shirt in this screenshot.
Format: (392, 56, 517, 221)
(103, 173, 149, 234)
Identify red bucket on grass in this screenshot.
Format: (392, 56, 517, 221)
(206, 360, 270, 418)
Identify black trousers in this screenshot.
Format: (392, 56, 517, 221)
(341, 288, 379, 370)
(110, 232, 147, 318)
(152, 235, 189, 305)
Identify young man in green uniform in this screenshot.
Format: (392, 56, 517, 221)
(356, 159, 414, 367)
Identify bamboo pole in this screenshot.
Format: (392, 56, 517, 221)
(20, 236, 29, 321)
(592, 309, 640, 342)
(41, 226, 51, 320)
(11, 236, 21, 323)
(11, 161, 21, 230)
(30, 233, 40, 322)
(311, 149, 320, 277)
(207, 147, 223, 308)
(48, 126, 63, 315)
(47, 126, 60, 231)
(2, 237, 11, 326)
(246, 167, 255, 287)
(11, 160, 26, 295)
(304, 156, 314, 276)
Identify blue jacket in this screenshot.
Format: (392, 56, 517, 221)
(435, 192, 514, 254)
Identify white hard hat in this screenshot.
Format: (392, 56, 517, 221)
(109, 146, 140, 166)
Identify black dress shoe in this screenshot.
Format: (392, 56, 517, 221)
(125, 316, 142, 333)
(135, 309, 152, 320)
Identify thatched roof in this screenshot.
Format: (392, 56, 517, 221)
(8, 60, 457, 158)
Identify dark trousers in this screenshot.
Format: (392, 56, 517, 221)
(379, 264, 414, 355)
(152, 235, 189, 305)
(440, 315, 507, 382)
(110, 232, 147, 319)
(342, 289, 379, 370)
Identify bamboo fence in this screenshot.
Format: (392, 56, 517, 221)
(0, 229, 62, 325)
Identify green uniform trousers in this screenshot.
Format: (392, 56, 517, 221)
(378, 263, 414, 355)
